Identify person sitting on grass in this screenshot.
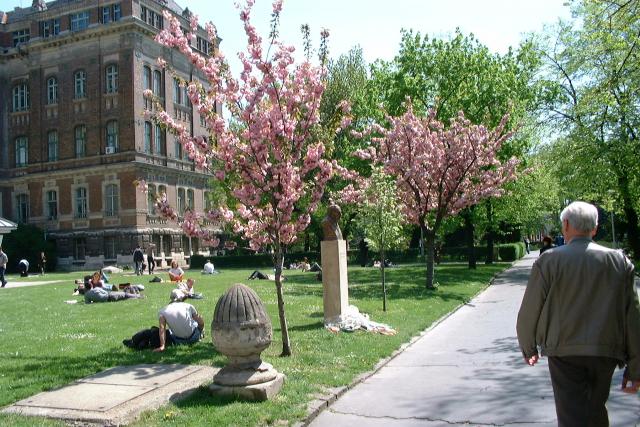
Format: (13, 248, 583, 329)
(154, 289, 205, 352)
(202, 259, 219, 274)
(177, 278, 203, 299)
(168, 260, 184, 282)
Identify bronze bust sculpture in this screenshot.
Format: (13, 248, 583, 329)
(321, 204, 343, 241)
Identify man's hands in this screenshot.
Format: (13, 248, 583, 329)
(153, 345, 165, 352)
(524, 353, 540, 366)
(621, 371, 640, 394)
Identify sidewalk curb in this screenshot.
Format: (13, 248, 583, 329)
(296, 263, 513, 427)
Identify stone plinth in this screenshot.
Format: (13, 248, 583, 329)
(321, 240, 349, 321)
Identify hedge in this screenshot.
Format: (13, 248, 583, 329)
(497, 242, 526, 261)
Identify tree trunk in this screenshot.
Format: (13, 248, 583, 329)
(424, 226, 436, 289)
(273, 249, 292, 356)
(464, 208, 476, 269)
(618, 174, 640, 259)
(381, 244, 387, 311)
(485, 200, 495, 264)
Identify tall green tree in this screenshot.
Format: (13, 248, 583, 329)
(540, 0, 640, 258)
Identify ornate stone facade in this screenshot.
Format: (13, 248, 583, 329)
(0, 0, 221, 270)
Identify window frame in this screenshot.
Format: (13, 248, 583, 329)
(106, 120, 118, 152)
(47, 130, 59, 161)
(74, 70, 86, 99)
(16, 193, 30, 224)
(104, 183, 119, 217)
(12, 83, 29, 112)
(75, 125, 87, 158)
(47, 76, 58, 105)
(75, 187, 88, 219)
(15, 136, 28, 167)
(105, 64, 118, 94)
(70, 11, 90, 32)
(46, 190, 58, 220)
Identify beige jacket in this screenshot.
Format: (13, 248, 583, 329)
(516, 237, 640, 379)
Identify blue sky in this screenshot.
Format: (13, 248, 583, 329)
(3, 0, 573, 67)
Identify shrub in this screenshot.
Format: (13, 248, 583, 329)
(497, 243, 526, 261)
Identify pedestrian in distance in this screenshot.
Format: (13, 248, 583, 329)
(133, 245, 144, 276)
(0, 246, 8, 287)
(517, 201, 640, 427)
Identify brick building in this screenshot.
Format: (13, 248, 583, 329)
(0, 0, 221, 270)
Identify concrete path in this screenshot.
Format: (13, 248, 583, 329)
(2, 364, 217, 426)
(0, 278, 65, 288)
(309, 253, 640, 427)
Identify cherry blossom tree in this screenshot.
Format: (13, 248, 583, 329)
(351, 102, 518, 289)
(143, 0, 350, 356)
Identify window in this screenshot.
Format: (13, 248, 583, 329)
(74, 70, 86, 99)
(47, 131, 59, 161)
(46, 190, 58, 220)
(144, 121, 152, 153)
(105, 184, 119, 217)
(197, 36, 211, 55)
(173, 78, 181, 104)
(154, 124, 164, 154)
(177, 188, 185, 216)
(152, 70, 162, 96)
(187, 189, 194, 211)
(106, 120, 118, 152)
(106, 64, 118, 93)
(70, 11, 90, 32)
(40, 19, 60, 38)
(174, 138, 182, 160)
(47, 77, 58, 104)
(141, 6, 163, 29)
(147, 184, 156, 214)
(74, 238, 86, 260)
(16, 194, 29, 224)
(204, 191, 213, 211)
(143, 66, 151, 91)
(15, 137, 28, 167)
(12, 28, 30, 47)
(102, 3, 121, 23)
(104, 236, 116, 259)
(75, 187, 87, 218)
(12, 83, 29, 112)
(75, 125, 86, 158)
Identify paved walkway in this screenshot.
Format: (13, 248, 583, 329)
(309, 253, 640, 426)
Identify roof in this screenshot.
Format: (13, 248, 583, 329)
(0, 217, 17, 233)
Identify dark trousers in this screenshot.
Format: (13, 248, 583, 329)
(548, 356, 618, 427)
(0, 266, 5, 286)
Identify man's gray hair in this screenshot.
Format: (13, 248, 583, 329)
(560, 201, 598, 233)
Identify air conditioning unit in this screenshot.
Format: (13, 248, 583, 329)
(105, 146, 116, 154)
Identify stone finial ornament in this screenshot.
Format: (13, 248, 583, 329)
(210, 283, 284, 400)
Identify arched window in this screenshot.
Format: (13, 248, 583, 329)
(144, 121, 152, 153)
(152, 69, 162, 96)
(16, 194, 29, 224)
(105, 184, 119, 217)
(74, 70, 86, 99)
(143, 66, 151, 91)
(15, 136, 28, 167)
(47, 130, 58, 161)
(75, 187, 87, 218)
(154, 123, 164, 154)
(105, 64, 118, 93)
(75, 125, 86, 157)
(46, 190, 58, 220)
(47, 77, 58, 104)
(12, 83, 29, 111)
(147, 184, 157, 214)
(177, 188, 185, 215)
(106, 120, 118, 152)
(186, 189, 194, 211)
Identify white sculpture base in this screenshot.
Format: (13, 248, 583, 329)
(321, 240, 349, 322)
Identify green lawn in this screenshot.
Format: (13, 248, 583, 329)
(0, 262, 508, 426)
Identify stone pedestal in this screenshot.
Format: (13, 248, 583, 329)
(321, 240, 349, 321)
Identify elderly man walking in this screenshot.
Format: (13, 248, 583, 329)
(517, 201, 640, 427)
